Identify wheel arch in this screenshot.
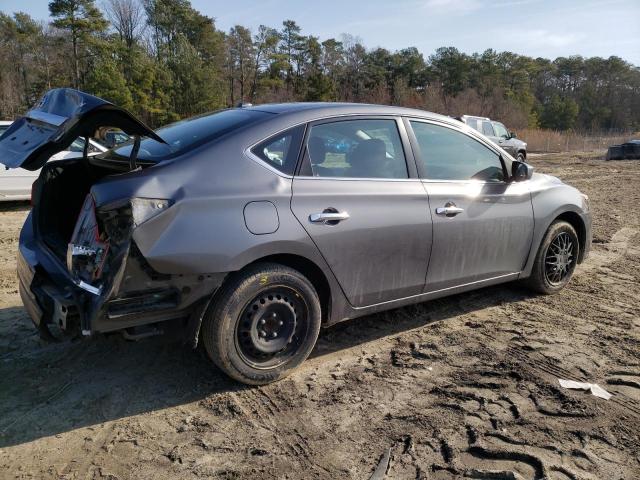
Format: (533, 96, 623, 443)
(238, 253, 332, 324)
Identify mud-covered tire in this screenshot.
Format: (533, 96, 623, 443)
(524, 220, 579, 294)
(201, 263, 321, 385)
(517, 152, 526, 162)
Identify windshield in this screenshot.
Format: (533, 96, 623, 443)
(112, 109, 271, 161)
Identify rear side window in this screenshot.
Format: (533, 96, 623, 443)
(304, 119, 408, 179)
(113, 109, 271, 161)
(410, 121, 505, 182)
(251, 125, 305, 175)
(466, 118, 480, 132)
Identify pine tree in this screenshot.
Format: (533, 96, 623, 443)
(48, 0, 108, 89)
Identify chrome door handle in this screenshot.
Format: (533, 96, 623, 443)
(435, 205, 464, 216)
(309, 211, 350, 224)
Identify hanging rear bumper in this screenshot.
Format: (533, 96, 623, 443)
(17, 211, 226, 338)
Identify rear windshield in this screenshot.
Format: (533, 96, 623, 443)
(111, 109, 271, 161)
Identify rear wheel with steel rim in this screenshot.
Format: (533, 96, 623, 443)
(201, 263, 321, 385)
(235, 286, 309, 370)
(525, 220, 579, 294)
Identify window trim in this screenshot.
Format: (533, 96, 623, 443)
(404, 117, 510, 183)
(295, 115, 418, 181)
(244, 121, 308, 179)
(249, 124, 306, 177)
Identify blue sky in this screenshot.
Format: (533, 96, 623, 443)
(2, 0, 639, 64)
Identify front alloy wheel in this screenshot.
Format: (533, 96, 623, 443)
(525, 220, 579, 294)
(544, 231, 575, 285)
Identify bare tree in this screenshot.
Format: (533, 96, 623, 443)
(103, 0, 145, 49)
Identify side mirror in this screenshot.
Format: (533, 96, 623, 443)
(511, 160, 533, 182)
(509, 131, 517, 139)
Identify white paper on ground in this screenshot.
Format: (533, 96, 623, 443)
(558, 379, 612, 400)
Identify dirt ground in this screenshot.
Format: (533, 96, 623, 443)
(0, 152, 639, 480)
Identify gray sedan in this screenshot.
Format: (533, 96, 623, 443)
(1, 89, 591, 385)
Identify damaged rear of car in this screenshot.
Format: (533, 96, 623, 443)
(6, 88, 265, 342)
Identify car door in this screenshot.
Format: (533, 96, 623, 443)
(491, 121, 515, 155)
(407, 119, 534, 292)
(291, 117, 432, 307)
(481, 120, 502, 146)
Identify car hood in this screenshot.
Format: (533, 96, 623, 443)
(0, 88, 164, 171)
(531, 172, 563, 186)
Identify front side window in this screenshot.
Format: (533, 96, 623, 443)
(305, 119, 407, 179)
(481, 121, 495, 136)
(251, 125, 305, 175)
(410, 121, 505, 182)
(492, 122, 509, 139)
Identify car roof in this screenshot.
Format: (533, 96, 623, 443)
(244, 102, 459, 125)
(460, 115, 490, 121)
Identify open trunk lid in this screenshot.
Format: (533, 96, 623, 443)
(0, 88, 164, 171)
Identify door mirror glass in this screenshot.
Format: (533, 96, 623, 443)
(511, 160, 533, 182)
(509, 131, 517, 139)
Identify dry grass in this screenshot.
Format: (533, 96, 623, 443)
(518, 129, 636, 153)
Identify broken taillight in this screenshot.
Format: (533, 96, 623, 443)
(67, 194, 110, 286)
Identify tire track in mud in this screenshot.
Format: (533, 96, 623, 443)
(504, 344, 640, 418)
(234, 387, 334, 477)
(428, 226, 640, 480)
(57, 344, 173, 479)
(427, 343, 626, 480)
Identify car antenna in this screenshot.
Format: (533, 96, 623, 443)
(129, 134, 141, 170)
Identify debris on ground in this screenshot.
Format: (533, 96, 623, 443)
(606, 140, 640, 160)
(558, 379, 613, 400)
(369, 448, 391, 480)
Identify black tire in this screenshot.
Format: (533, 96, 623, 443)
(524, 220, 579, 294)
(517, 152, 526, 162)
(201, 263, 321, 385)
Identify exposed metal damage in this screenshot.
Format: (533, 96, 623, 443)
(36, 190, 226, 340)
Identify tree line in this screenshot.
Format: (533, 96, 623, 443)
(1, 0, 639, 132)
